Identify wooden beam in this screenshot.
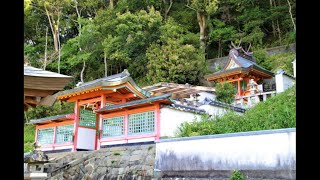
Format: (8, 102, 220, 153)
(65, 90, 113, 102)
(24, 88, 56, 97)
(106, 92, 136, 99)
(24, 96, 38, 105)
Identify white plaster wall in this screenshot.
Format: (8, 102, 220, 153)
(198, 104, 230, 117)
(77, 127, 96, 150)
(160, 107, 202, 138)
(155, 129, 296, 171)
(283, 75, 295, 91)
(275, 74, 284, 93)
(276, 74, 295, 93)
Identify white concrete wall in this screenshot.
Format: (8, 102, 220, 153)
(276, 73, 295, 93)
(155, 128, 296, 171)
(160, 107, 202, 138)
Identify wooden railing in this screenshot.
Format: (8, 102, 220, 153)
(234, 91, 276, 109)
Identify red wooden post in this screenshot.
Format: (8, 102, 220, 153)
(72, 100, 79, 152)
(124, 110, 128, 143)
(35, 127, 39, 149)
(154, 102, 161, 140)
(237, 79, 241, 97)
(97, 94, 106, 150)
(52, 126, 57, 150)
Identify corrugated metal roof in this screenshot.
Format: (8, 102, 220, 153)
(96, 93, 172, 113)
(24, 65, 72, 78)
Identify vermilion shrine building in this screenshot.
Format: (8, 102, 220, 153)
(205, 47, 274, 98)
(30, 70, 245, 153)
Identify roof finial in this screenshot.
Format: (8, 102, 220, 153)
(122, 69, 130, 76)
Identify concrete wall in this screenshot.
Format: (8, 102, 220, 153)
(160, 107, 202, 138)
(155, 128, 296, 179)
(275, 73, 295, 93)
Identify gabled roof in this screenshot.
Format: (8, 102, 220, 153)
(96, 93, 173, 113)
(29, 114, 75, 125)
(55, 69, 151, 100)
(24, 65, 72, 78)
(205, 48, 274, 81)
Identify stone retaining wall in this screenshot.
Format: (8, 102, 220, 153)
(49, 144, 156, 180)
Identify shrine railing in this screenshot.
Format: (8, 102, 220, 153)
(234, 91, 276, 109)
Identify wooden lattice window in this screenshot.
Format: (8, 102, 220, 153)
(37, 128, 54, 145)
(128, 111, 155, 135)
(105, 102, 114, 106)
(55, 124, 74, 144)
(79, 108, 96, 128)
(102, 116, 124, 138)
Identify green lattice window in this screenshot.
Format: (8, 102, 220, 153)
(37, 128, 54, 145)
(56, 124, 74, 144)
(79, 108, 96, 127)
(128, 111, 155, 135)
(106, 102, 114, 106)
(102, 116, 124, 137)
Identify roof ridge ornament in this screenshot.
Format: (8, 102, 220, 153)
(122, 69, 130, 76)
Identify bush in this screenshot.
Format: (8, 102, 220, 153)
(24, 125, 35, 152)
(177, 85, 296, 137)
(230, 170, 244, 180)
(215, 82, 237, 104)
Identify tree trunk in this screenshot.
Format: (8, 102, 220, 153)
(109, 0, 114, 9)
(58, 32, 61, 74)
(57, 10, 61, 74)
(276, 19, 282, 45)
(43, 27, 48, 70)
(218, 39, 221, 58)
(197, 12, 206, 50)
(74, 1, 82, 36)
(44, 6, 59, 52)
(163, 0, 173, 21)
(80, 60, 86, 83)
(269, 0, 276, 38)
(104, 52, 107, 76)
(286, 0, 296, 31)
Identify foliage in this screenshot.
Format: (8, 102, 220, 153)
(25, 0, 296, 85)
(177, 85, 296, 137)
(146, 18, 205, 85)
(254, 51, 295, 75)
(24, 101, 74, 123)
(230, 170, 245, 180)
(24, 125, 35, 153)
(215, 82, 237, 104)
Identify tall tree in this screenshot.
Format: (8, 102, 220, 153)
(186, 0, 219, 50)
(146, 18, 204, 85)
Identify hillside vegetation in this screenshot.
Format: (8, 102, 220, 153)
(25, 0, 296, 87)
(177, 85, 296, 137)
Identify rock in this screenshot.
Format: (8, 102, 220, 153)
(85, 165, 94, 174)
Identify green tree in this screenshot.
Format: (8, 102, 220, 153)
(215, 82, 236, 104)
(186, 0, 219, 50)
(146, 18, 205, 85)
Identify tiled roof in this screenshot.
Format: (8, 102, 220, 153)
(24, 65, 72, 78)
(29, 114, 74, 125)
(55, 69, 151, 98)
(208, 100, 246, 113)
(162, 103, 206, 114)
